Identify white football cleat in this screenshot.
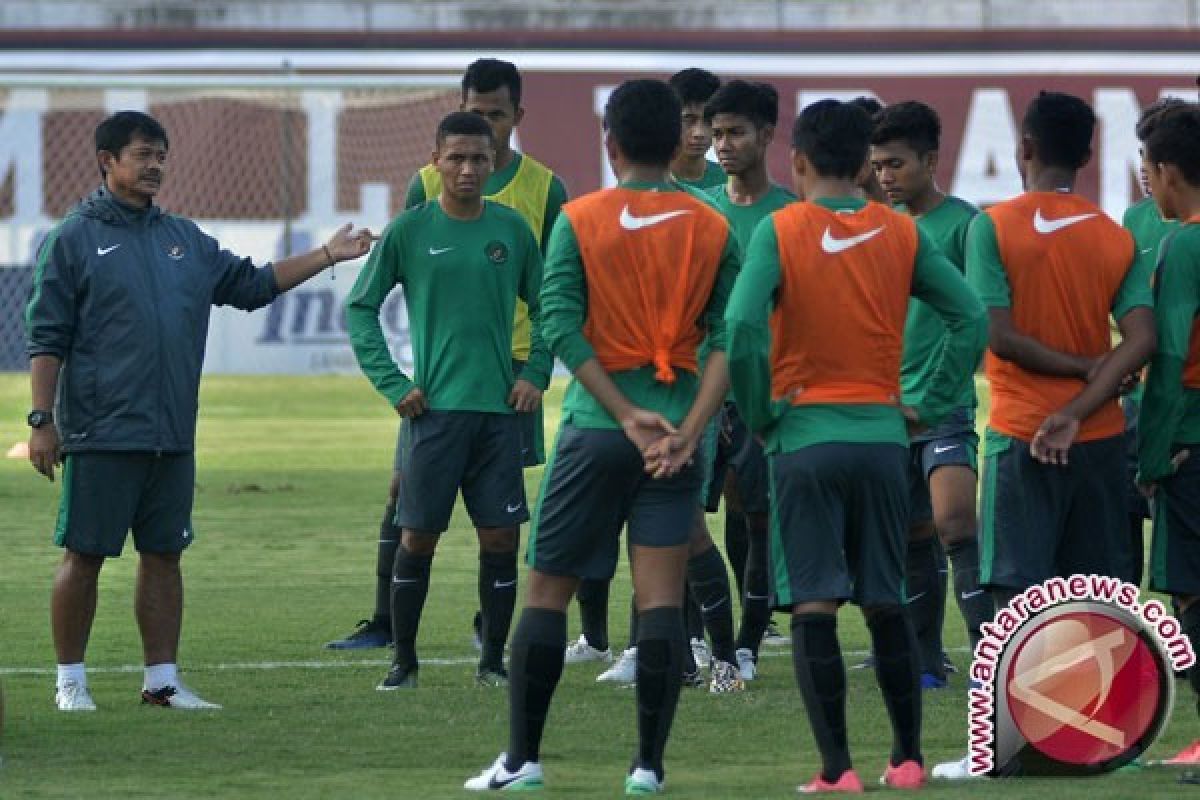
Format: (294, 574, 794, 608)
(689, 637, 711, 669)
(624, 766, 664, 794)
(931, 754, 978, 780)
(464, 753, 545, 791)
(597, 647, 638, 683)
(141, 683, 222, 709)
(564, 634, 614, 665)
(55, 681, 96, 712)
(735, 647, 757, 681)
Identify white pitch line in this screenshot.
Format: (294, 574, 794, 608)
(0, 646, 972, 676)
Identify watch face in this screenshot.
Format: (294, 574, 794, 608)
(27, 410, 51, 428)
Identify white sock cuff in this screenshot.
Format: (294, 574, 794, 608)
(144, 662, 179, 690)
(56, 662, 86, 688)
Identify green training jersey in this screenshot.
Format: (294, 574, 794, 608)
(902, 195, 980, 410)
(1123, 197, 1179, 408)
(1138, 221, 1200, 483)
(540, 181, 741, 430)
(673, 159, 726, 190)
(708, 183, 798, 254)
(404, 152, 569, 252)
(724, 196, 987, 454)
(346, 200, 552, 412)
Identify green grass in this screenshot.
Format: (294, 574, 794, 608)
(0, 374, 1194, 798)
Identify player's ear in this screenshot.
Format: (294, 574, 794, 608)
(603, 131, 621, 174)
(790, 148, 807, 186)
(925, 149, 939, 175)
(761, 124, 776, 147)
(1076, 147, 1093, 170)
(513, 106, 525, 127)
(431, 148, 440, 167)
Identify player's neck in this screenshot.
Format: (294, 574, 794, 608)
(726, 164, 770, 205)
(906, 184, 945, 217)
(1027, 166, 1077, 194)
(619, 164, 672, 185)
(494, 145, 516, 172)
(1177, 191, 1200, 222)
(806, 177, 862, 203)
(671, 154, 707, 181)
(438, 194, 485, 221)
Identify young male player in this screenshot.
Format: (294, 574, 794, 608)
(726, 98, 987, 793)
(705, 79, 796, 679)
(1136, 103, 1200, 766)
(668, 68, 725, 189)
(345, 111, 552, 689)
(870, 101, 991, 687)
(326, 58, 567, 652)
(1121, 97, 1187, 585)
(934, 91, 1157, 780)
(465, 78, 739, 794)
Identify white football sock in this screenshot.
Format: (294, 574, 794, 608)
(144, 662, 179, 691)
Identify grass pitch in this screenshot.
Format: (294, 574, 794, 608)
(0, 373, 1195, 798)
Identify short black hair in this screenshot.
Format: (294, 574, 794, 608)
(791, 99, 873, 180)
(462, 58, 522, 107)
(668, 68, 721, 107)
(848, 96, 883, 118)
(1021, 91, 1095, 171)
(703, 80, 779, 128)
(871, 101, 942, 155)
(604, 80, 682, 167)
(1144, 104, 1200, 187)
(1136, 96, 1190, 142)
(95, 111, 168, 158)
(435, 111, 496, 147)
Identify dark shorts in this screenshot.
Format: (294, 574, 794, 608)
(528, 423, 702, 581)
(768, 443, 910, 608)
(1123, 396, 1151, 520)
(54, 452, 195, 558)
(703, 403, 768, 514)
(1148, 447, 1200, 598)
(512, 359, 545, 467)
(393, 411, 528, 534)
(908, 408, 979, 525)
(979, 430, 1131, 590)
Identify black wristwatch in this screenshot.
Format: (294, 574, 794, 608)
(27, 409, 53, 429)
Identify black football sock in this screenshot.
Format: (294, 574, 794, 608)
(687, 545, 736, 665)
(791, 613, 851, 783)
(506, 608, 567, 768)
(1182, 602, 1200, 711)
(684, 582, 705, 642)
(627, 596, 639, 651)
(736, 514, 770, 656)
(373, 502, 399, 626)
(479, 549, 518, 672)
(905, 536, 944, 678)
(724, 508, 749, 601)
(635, 607, 684, 782)
(946, 538, 992, 654)
(867, 606, 923, 766)
(390, 544, 433, 672)
(576, 577, 611, 652)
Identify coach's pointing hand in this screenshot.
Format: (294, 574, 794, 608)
(325, 223, 375, 263)
(28, 425, 61, 482)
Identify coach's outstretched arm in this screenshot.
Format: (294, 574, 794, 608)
(272, 223, 374, 292)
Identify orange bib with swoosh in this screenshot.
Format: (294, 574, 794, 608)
(985, 193, 1135, 441)
(565, 187, 730, 383)
(769, 201, 917, 405)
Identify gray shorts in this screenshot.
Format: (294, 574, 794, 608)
(979, 430, 1131, 590)
(54, 452, 195, 557)
(908, 425, 979, 525)
(768, 443, 910, 608)
(393, 411, 528, 534)
(527, 423, 702, 581)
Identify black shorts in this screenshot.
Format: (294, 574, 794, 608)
(512, 358, 545, 467)
(527, 423, 702, 581)
(768, 443, 910, 608)
(703, 403, 769, 514)
(1122, 396, 1151, 520)
(392, 411, 528, 534)
(979, 430, 1131, 590)
(908, 410, 979, 525)
(54, 452, 195, 557)
(1148, 446, 1200, 597)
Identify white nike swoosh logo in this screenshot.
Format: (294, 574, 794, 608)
(392, 578, 418, 585)
(428, 246, 454, 255)
(1140, 247, 1154, 255)
(961, 589, 985, 600)
(699, 598, 728, 614)
(506, 503, 523, 513)
(493, 579, 517, 589)
(1032, 208, 1097, 234)
(905, 591, 927, 604)
(933, 445, 960, 454)
(97, 244, 121, 256)
(618, 205, 692, 231)
(820, 225, 884, 254)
